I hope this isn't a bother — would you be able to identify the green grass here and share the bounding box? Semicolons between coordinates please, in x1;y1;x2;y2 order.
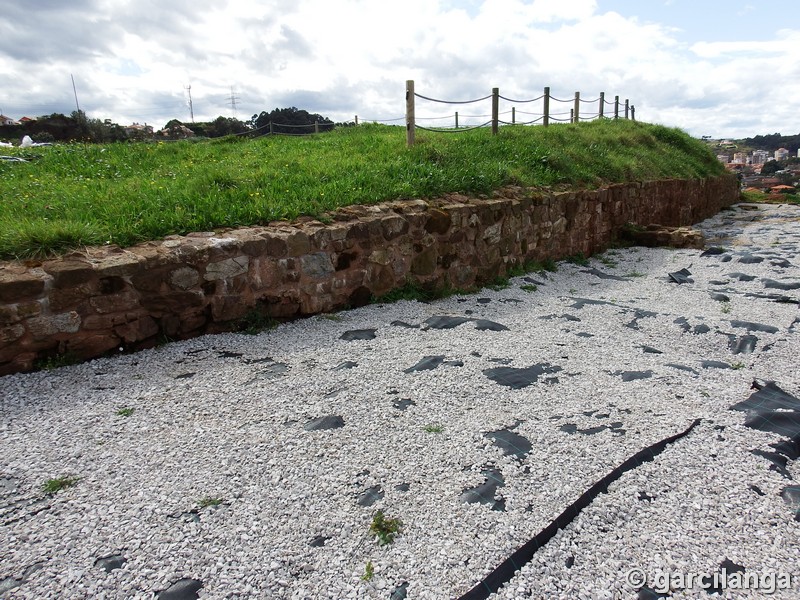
565;253;590;266
361;561;375;582
34;352;79;371
233;309;279;335
369;510;402;546
0;120;725;259
598;255;618;268
423;424;444;433
198;496;224;508
116;407;135;417
43;476;79;495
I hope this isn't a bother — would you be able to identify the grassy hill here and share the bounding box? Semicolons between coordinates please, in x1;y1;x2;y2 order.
0;120;726;259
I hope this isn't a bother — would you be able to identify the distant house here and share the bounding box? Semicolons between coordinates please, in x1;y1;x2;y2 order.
775;147;790;161
0;115;19;126
124;122;154;137
18;116;36;123
156;123;195;139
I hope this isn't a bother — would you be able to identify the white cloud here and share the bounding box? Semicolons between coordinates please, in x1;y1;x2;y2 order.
0;0;798;137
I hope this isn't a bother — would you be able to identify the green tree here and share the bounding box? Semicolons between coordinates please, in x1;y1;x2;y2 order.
202;116;249;138
249;107;333;135
760;160;780;175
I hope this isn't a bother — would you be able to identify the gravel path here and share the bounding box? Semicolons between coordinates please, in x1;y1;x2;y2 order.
2;203;800;600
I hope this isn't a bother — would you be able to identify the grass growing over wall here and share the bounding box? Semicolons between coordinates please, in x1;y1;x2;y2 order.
0;120;726;258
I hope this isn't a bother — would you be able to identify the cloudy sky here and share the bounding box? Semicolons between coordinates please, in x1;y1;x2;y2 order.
1;0;797;138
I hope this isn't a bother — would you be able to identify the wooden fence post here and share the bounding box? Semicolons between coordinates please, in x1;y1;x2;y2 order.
570;108;574;123
543;86;550;127
314;120;319;134
406;80;415;147
269;121;274;134
455;111;459;129
355;115;359;125
614;96;620;119
625;99;629;119
491;87;499;135
573;92;580;123
631;105;635;121
599;92;605;118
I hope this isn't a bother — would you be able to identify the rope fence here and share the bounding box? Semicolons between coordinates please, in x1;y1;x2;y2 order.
180;82;633;144
404;80;634;147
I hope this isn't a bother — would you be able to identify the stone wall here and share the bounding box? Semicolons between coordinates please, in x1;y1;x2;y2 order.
0;175;739;375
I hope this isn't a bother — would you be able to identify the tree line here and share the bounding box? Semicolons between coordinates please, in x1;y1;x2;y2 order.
741;133;800;154
0;107;347;144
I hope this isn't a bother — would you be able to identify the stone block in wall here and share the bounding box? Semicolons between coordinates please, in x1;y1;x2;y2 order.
204;256;249;281
300;293;335;315
0;305;18;326
66;332;121;357
210;295;251;323
0;270;45;303
482;221;503;246
114;316;159;344
263;233;289;258
286;231;312;256
0;352;37;376
49;282;98;312
1;324;25;343
424;209;451;234
381;215;409;240
17;302;41;320
368;249;391;266
241;238;268;257
411;245;438;277
82;312;136;331
170;267;201;290
94;251;145;277
139;291;204;315
28;311;81;339
300;253;334;279
260;293;301;319
365;263;396;296
42;260;95;288
300;279;333;297
333;269;367;292
178;309;207;334
250;258;282;290
88;289;141;314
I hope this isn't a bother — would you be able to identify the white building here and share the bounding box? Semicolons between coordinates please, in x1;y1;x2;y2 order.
775;147;790;161
753;150;770;164
732;152;748;164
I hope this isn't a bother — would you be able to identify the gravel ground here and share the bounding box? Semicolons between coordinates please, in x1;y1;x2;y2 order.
1;203;799;600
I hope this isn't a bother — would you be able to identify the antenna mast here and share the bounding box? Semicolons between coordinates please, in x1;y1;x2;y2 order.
186;85;194;123
71;74;82;115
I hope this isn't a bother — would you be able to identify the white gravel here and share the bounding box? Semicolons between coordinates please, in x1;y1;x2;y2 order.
2;203;800;600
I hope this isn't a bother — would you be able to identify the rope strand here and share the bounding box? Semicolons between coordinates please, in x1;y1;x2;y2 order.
414;92;493;104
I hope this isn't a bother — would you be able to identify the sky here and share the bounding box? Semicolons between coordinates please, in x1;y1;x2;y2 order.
0;0;798;139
